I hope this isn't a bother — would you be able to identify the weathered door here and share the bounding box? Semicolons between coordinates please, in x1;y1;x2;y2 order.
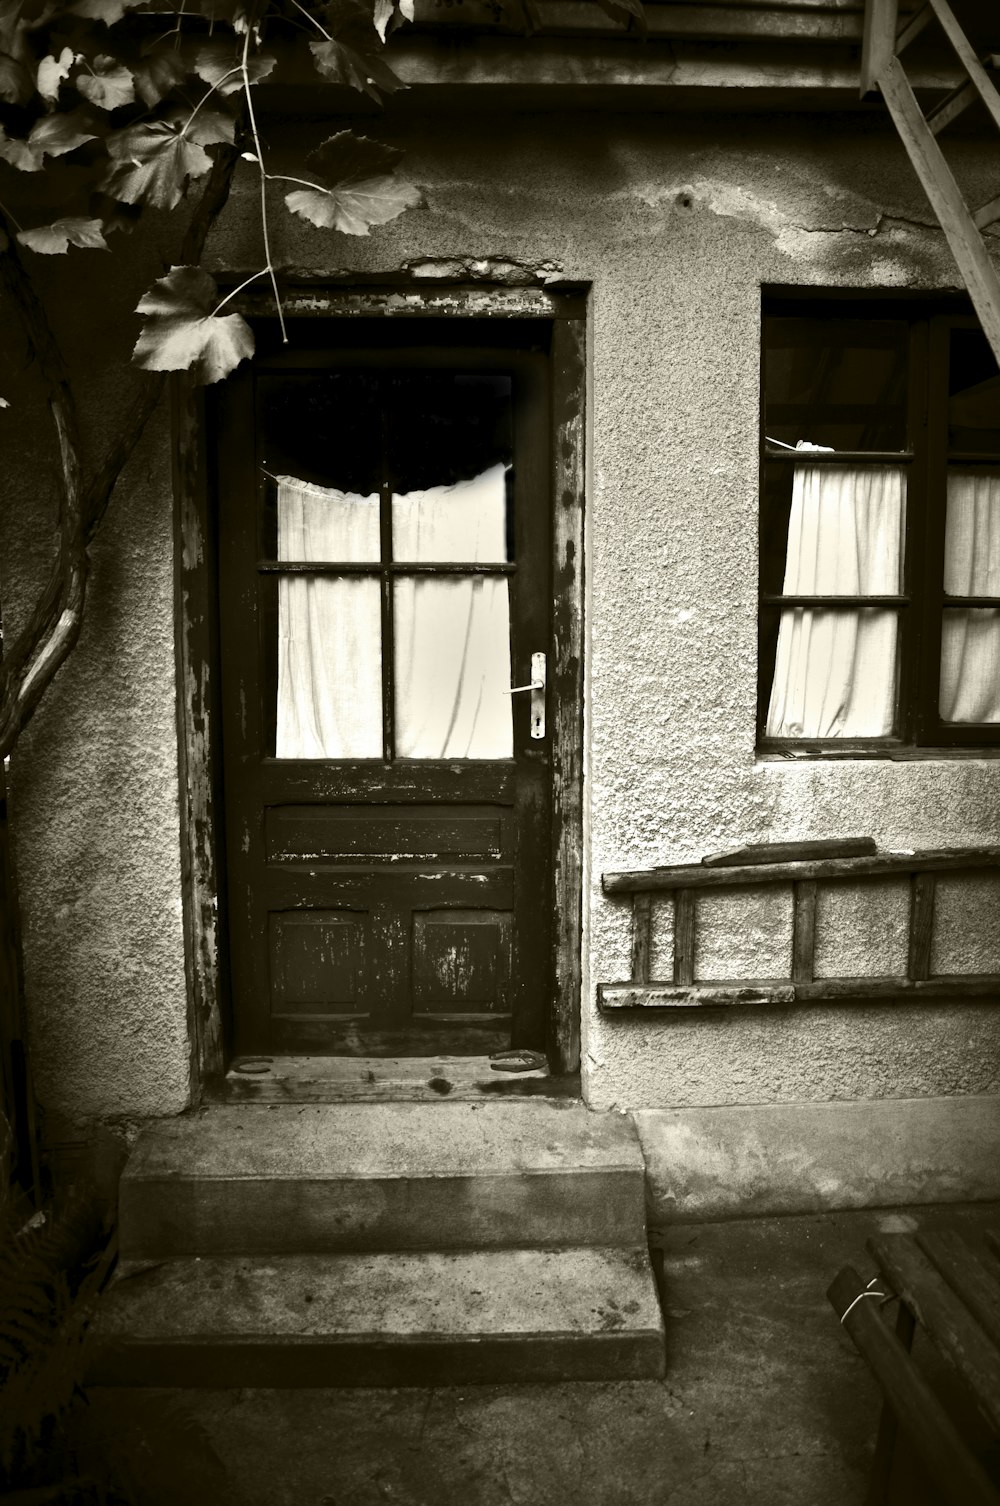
215;322;554;1057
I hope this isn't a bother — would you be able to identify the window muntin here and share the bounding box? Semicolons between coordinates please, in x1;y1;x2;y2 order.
760;306;1000;751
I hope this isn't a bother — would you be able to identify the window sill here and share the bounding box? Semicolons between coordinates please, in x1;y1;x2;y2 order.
756;745;1000;764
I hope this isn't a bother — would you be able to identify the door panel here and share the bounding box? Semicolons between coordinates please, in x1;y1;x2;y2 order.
215;326;553;1057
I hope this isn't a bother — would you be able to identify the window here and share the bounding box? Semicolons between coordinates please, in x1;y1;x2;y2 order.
255;366;519;761
759;298;1000;753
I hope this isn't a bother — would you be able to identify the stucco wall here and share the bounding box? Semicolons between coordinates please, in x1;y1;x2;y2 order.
4;107;1000;1135
1;243;190;1136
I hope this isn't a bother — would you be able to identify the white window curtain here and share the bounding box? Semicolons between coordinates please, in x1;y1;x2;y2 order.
275;476;383;759
393;463;513;758
940;471;1000;722
765;463;905;738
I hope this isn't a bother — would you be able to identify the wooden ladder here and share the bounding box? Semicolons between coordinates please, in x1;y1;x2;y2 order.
862;0;1000;362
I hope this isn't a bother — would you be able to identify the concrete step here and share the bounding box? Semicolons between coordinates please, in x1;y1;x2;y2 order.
120;1102;646;1259
87;1246;666;1386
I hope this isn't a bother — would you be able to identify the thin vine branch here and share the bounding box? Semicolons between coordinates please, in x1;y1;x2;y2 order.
0;131;245;763
0;221;86;763
241;26;287;343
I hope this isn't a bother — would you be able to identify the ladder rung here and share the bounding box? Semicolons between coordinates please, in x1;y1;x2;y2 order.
927;76;979;135
973;193;1000;231
896;2;933;55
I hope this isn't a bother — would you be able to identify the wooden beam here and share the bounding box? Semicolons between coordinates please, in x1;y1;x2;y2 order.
702;837;876;867
861;0;900;96
878;55;1000;367
602;845;1000;894
926;0;1000;136
974;193;1000;231
895;2;933;56
926;76;979;136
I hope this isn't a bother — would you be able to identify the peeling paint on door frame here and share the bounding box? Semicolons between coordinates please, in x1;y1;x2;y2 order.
174;279;588;1090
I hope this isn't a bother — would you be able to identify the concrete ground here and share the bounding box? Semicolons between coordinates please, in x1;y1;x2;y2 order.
89;1200;1000;1506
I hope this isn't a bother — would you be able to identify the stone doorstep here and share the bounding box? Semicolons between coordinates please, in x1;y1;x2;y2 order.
119;1101;648;1260
86;1247;667;1387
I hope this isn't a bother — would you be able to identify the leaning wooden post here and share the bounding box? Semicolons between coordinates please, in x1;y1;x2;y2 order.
861;0;899;96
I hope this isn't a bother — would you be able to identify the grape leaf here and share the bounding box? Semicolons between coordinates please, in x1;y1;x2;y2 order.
596;0;646;30
373;0;393;41
0;53;33;106
165;105;235;148
310;2;404;101
37;46;75;103
374;0;415;39
133;265;254;384
102;121;213;208
133;42;190;107
72;0;150;22
0;127;43;172
17;217;110;253
29;110;98;159
77;54;135;110
308;37;403;102
283;130;421;236
192;39;276;94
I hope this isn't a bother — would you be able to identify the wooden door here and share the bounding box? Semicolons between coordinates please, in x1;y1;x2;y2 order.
215;323;554;1057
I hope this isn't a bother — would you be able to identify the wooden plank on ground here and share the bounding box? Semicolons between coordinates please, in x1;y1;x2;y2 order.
827;1264;1000;1506
869;1235;1000;1435
916;1231;1000;1352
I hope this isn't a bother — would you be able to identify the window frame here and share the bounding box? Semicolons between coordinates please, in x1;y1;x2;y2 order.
757;292;1000;758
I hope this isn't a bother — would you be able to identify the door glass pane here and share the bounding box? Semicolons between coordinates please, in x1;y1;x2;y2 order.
276;576;382;758
389;372;514;498
278;476;380;563
394;577;513;758
274;476;383;758
392;463;508;563
940;609;1000;723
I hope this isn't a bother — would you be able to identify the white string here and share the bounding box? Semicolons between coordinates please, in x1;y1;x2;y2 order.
840;1277;886;1323
765;435;798;450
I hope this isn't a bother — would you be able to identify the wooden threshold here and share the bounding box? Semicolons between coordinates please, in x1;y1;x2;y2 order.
211;1055;581;1104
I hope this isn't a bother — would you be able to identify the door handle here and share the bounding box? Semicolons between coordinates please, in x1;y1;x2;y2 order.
504;652;546;739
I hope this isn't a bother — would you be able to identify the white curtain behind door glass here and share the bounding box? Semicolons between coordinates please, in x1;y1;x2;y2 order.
940;471;1000;722
275;476;383;758
393;464;513;758
765;464;905;737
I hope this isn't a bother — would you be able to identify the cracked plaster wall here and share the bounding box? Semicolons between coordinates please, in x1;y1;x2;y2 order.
4;109;1000;1130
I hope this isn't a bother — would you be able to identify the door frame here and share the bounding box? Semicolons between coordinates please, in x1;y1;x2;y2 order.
174;281;587;1092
